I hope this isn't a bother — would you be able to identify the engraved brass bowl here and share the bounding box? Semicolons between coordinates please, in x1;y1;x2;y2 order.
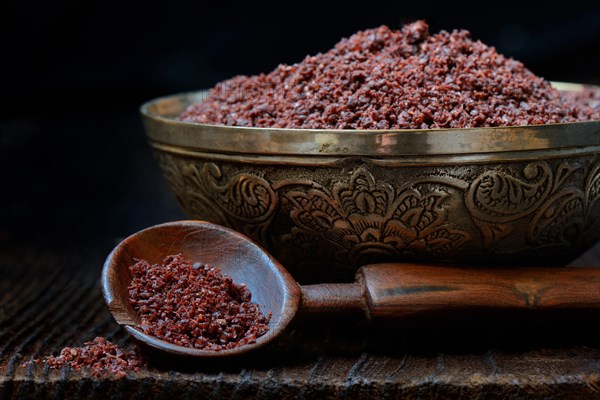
141;83;600;282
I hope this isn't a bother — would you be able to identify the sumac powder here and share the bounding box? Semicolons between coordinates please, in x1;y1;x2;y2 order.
181;20;599;129
128;254;271;351
27;337;144;378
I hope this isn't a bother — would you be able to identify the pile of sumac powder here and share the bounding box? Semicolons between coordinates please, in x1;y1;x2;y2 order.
128;254;271;351
27;337;144;378
26;255;269;377
181;20;600;129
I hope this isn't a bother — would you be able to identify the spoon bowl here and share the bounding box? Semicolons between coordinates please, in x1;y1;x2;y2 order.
101;220;301;358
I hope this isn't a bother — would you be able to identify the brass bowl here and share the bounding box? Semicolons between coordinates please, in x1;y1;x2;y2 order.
141;83;600;282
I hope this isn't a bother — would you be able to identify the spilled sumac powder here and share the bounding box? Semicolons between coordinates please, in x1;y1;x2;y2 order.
128;254;271;351
27;337;144;378
181;20;599;129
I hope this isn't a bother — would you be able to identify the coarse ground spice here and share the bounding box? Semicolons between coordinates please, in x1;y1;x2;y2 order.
181;20;600;129
26;337;144;378
128;254;271;351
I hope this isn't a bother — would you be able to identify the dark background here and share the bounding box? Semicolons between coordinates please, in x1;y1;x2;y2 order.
2;0;600;246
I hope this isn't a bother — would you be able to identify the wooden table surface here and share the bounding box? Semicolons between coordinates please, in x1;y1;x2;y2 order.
1;114;599;399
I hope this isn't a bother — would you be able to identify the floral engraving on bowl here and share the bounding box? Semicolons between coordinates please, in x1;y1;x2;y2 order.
583;161;600;246
528;160;600;248
280;168;472;267
465;159;600;250
156;151;600;273
157;154;278;241
466;161;554;248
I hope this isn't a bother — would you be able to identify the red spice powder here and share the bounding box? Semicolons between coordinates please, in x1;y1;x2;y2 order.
27;337;144;378
181;20;600;129
128;254;271;351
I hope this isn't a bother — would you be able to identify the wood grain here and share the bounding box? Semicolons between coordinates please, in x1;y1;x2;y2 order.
300;264;600;322
359;264;600;320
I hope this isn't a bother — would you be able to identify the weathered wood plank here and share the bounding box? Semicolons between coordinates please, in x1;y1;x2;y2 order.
1;244;600;399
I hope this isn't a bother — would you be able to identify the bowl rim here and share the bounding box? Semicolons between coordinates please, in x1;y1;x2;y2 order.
141;82;600;156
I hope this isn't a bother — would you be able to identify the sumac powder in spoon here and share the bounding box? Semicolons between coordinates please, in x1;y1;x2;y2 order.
128;254;271;351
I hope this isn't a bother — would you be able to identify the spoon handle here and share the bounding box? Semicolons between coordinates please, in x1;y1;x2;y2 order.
300;264;600;320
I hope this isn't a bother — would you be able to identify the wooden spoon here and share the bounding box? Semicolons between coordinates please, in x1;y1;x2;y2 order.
101;220;600;358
